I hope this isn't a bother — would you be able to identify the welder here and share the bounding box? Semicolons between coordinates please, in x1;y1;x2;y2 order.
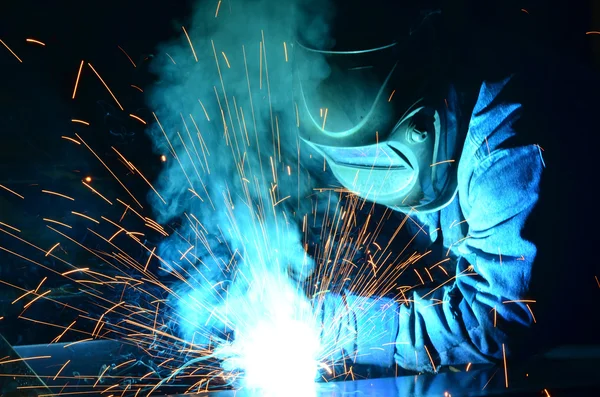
294;0;599;373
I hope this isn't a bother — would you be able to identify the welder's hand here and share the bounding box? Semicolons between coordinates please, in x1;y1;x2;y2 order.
314;293;357;364
314;292;399;370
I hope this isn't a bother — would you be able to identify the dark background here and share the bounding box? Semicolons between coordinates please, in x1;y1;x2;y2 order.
0;0;599;346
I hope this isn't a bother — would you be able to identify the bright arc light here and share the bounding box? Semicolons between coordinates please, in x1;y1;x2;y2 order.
216;273;322;397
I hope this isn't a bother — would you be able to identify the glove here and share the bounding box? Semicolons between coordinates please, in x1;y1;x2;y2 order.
315;292;399;369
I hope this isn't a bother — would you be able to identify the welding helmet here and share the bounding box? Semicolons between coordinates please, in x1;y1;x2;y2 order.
293;0;460;213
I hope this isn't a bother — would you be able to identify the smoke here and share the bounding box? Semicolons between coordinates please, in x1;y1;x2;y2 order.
143;0;336;387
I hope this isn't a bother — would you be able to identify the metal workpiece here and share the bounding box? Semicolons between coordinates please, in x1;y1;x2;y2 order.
8;340;600;397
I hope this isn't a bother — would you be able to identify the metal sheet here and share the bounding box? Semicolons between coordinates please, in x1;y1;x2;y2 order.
11;342;600;397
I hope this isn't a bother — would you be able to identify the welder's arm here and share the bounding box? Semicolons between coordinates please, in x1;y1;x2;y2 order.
395;145;544;372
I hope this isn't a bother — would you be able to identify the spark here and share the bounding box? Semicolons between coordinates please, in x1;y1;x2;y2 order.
0;184;24;199
424;345;437;373
322;108;328;130
43;218;72;228
165;52;177;64
502;299;536;303
0;356;51;365
502;343;508;388
41;190;75;201
160;154;167;162
543;389;551;397
466;362;472;371
61;135;81;144
63;338;93;348
221;51;231;68
71;211;100;223
215;0;222;17
283;42;288;62
586;31;600;35
131;84;144;92
87;63;124;110
0;221;21;232
118;45;136;67
129;114;147;124
72;60;84;99
93;363;112;388
22;289;52;309
111;147;166;204
26;38;46;46
45;242;60;257
388;89;396;102
71;118;89;125
521;9;529;14
0;39;22;62
77;134;143;208
198;100;211;121
182;26;198;62
430;159;455;167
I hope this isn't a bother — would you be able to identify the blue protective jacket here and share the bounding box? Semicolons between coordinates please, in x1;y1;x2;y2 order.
394;76;543;371
342;70;599;373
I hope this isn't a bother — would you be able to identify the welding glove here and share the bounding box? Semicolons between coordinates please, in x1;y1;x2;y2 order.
315;292;399;369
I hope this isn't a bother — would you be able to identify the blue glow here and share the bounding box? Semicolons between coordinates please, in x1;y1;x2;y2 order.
143;1;335;392
217;272;321;396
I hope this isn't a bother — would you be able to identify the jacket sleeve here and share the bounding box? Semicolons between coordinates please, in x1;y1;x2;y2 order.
394;144;545;372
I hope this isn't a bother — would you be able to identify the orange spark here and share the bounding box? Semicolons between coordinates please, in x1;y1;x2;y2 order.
111;147;166;204
521;9;529;14
502;299;536;303
61;135;81;145
84;176;92;183
0;356;51;365
430;159;455;167
76;134;142;208
543;389;551;397
118;45;136;67
160;154;167;162
71;119;89;125
0;221;21;232
26;38;46;46
53;360;71;381
43;218;72;228
41;190;74;201
0;184;24;199
424;345;437;373
466;362;472;371
45;242;60;257
93;363;112;388
23;290;51;309
0;39;23;63
283;42;288;62
129;114;147;124
502;344;508;388
87;63;124;110
388;89;396;102
81;181;112;205
72;60;84;99
215;0;222;17
586;31;600;35
526;304;537;323
71;211;100;224
182;26;198;62
63;338;93;348
131;84;144;92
